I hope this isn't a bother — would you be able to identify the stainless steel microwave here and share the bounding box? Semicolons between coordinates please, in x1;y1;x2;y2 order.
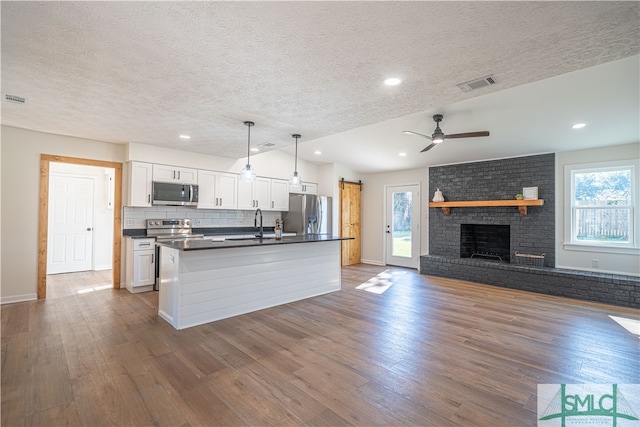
152;182;199;206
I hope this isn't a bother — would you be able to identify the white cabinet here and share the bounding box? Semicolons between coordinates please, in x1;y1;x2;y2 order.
270;179;290;211
125;238;155;293
302;182;317;195
128;162;153;207
152;164;197;184
238;177;271;210
290;182;318;195
197;170;238;209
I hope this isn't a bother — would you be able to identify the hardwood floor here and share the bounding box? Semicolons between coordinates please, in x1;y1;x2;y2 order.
2;264;639;426
46;270;113;299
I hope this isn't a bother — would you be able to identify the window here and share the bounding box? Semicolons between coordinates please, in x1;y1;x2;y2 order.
565;160;638;250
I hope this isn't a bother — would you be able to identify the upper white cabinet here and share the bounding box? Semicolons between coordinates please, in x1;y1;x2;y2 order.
152;164;197;184
270;179;290;211
128;161;153;207
197;170;238;210
238;177;271;210
289;182;317;195
238;178;290;211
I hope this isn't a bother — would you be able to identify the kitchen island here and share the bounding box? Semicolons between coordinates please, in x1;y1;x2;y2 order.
157;235;350;330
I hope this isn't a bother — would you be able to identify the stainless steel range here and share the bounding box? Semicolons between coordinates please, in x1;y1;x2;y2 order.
146;218;204;241
147;218;203;289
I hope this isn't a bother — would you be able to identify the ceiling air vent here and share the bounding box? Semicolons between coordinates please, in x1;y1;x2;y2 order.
259;142;276;147
457;75;496;93
5;94;25;104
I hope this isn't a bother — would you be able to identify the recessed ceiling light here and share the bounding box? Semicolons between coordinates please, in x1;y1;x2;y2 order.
250;147;259;152
384;77;402;86
179;134;191;139
314;150;322;155
399;152;407;157
572;123;586;129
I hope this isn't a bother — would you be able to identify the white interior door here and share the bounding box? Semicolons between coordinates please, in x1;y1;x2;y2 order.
385;184;420;268
47;174;94;274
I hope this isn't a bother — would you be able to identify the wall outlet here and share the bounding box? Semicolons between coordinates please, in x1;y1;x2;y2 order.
592;259;600;268
125;219;134;227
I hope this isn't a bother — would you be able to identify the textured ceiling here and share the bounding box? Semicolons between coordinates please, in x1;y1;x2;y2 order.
1;1;639;173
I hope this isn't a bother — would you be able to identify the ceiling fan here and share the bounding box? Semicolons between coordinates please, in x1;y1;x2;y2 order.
403;114;490;152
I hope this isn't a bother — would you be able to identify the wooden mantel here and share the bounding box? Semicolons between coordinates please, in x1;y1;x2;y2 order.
429;199;544;216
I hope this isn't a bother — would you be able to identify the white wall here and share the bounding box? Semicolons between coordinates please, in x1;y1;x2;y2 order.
317;162;363;236
49;162;115;270
1;126;127;303
556;142;640;276
360;168;429;266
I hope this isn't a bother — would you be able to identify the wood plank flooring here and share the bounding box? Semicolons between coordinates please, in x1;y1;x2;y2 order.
46;270;113;300
2;264;639;426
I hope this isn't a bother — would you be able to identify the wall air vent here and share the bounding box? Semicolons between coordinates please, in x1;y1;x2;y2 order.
5;94;25;104
457;75;497;93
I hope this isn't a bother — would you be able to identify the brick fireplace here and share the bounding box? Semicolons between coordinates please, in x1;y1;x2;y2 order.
427;153;555;266
420;153;639;308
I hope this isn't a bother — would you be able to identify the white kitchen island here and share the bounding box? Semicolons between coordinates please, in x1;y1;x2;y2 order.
157;236;347;330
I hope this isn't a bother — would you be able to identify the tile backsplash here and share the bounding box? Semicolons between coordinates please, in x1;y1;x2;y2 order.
123;206;283;229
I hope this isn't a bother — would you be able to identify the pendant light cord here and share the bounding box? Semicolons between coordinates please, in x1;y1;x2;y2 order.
244;121;254;166
294;135;298;172
292;133;301;174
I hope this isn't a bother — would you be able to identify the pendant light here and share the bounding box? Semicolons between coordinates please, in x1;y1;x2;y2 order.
240;121;256;182
289;133;302;191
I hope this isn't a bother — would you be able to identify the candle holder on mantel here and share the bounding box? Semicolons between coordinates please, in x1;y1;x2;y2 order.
432;188;444;202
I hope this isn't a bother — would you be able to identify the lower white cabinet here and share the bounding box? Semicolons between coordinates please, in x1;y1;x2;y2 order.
125;238;155;293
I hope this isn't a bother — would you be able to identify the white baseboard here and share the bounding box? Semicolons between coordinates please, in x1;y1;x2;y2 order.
1;293;37;305
93;265;112;271
360;258;385;266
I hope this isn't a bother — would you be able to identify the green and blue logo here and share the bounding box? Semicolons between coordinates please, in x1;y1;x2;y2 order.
538;384;639;427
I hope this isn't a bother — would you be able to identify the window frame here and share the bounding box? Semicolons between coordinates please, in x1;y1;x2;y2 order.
564;159;639;253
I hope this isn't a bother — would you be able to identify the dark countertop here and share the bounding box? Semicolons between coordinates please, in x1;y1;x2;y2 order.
156;235;352;251
123;226;276;239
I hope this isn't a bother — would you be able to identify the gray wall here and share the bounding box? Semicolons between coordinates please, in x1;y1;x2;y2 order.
428;153;555;267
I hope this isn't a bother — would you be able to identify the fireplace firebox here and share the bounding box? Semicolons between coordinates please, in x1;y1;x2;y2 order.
460;224;510;262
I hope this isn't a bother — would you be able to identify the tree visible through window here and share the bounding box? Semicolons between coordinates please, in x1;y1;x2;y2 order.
572;166;633;244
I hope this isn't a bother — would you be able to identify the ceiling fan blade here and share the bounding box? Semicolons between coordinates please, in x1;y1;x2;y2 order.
403;130;432;140
444;131;490;139
420;143;437;153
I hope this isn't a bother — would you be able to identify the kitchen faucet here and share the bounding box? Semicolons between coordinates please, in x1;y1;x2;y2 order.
254;208;263;239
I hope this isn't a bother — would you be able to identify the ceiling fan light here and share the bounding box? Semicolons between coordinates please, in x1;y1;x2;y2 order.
432;133;445;143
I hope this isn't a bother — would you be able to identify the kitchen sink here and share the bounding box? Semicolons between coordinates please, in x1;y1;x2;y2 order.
226;237;275;241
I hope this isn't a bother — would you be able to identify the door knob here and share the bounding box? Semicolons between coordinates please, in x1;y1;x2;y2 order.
86;228;93;231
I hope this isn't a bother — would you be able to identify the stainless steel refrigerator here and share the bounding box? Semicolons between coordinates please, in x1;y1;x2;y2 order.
283;194;332;235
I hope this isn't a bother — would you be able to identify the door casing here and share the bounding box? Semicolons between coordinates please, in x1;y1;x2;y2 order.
38;154;122;299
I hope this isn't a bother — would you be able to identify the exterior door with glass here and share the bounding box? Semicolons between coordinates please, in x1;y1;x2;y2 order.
385;184;419;268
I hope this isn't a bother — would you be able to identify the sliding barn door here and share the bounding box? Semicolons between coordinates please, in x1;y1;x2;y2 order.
340;181;362;266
